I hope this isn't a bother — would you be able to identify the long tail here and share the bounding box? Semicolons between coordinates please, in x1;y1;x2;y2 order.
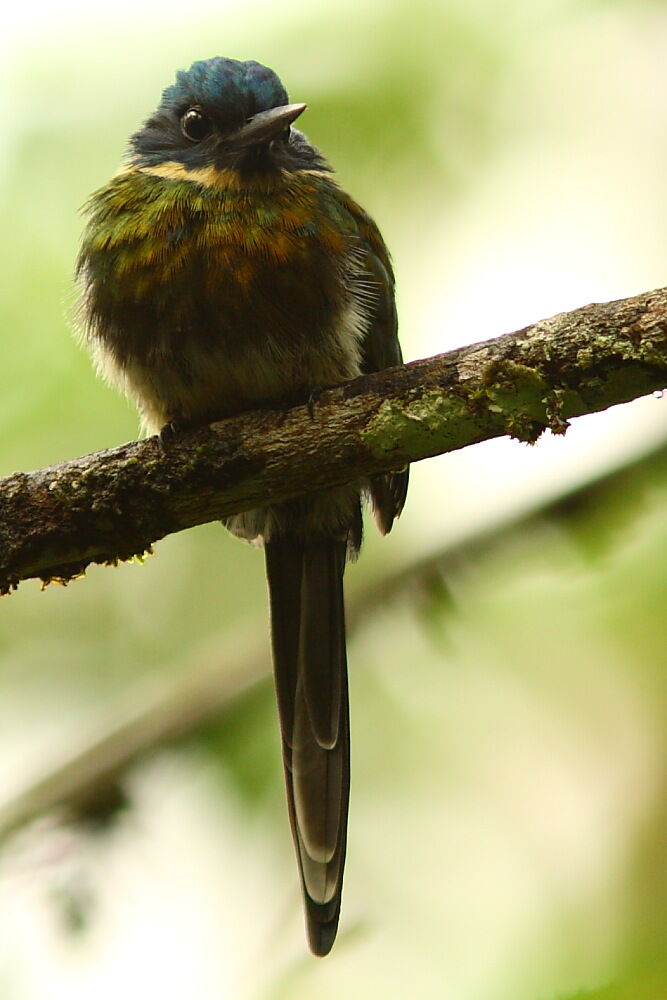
265;533;349;957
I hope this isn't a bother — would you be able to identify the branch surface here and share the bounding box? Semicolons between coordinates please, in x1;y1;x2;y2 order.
2;286;667;591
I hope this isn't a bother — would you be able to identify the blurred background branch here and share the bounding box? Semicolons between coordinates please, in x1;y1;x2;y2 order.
1;423;665;846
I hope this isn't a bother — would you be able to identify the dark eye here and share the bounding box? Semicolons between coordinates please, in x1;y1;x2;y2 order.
180;107;212;142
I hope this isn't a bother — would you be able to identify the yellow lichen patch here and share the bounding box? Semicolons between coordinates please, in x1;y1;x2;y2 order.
40;570;87;590
130;547;154;564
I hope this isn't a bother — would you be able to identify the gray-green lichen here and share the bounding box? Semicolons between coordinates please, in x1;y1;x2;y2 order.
3;285;667;591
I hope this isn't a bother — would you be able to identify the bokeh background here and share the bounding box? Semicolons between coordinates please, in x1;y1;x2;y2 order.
2;0;667;997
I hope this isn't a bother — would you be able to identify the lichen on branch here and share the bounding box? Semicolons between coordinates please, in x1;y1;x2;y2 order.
1;286;666;592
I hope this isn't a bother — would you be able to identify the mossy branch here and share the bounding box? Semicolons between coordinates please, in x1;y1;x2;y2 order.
1;285;667;592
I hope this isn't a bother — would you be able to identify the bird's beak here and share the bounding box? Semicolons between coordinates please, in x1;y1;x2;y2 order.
230;102;307;149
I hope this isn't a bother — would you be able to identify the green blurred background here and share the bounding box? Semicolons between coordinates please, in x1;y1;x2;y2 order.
2;0;667;997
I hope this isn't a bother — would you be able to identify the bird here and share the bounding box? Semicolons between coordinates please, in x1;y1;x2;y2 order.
76;56;408;956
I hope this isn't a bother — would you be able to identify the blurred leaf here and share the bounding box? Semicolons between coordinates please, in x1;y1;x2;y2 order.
547;441;667;560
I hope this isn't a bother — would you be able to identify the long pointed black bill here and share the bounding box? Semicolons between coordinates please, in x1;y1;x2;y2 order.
231;103;307;149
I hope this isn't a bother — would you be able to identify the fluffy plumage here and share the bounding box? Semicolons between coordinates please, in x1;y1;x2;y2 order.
76;56;408;955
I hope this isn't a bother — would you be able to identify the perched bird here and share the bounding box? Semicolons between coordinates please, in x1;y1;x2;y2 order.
76;56;408;956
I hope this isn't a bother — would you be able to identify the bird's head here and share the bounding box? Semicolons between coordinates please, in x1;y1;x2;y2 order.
128;57;326;175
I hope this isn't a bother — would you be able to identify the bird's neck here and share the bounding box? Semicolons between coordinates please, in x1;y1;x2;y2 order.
118;159;328;195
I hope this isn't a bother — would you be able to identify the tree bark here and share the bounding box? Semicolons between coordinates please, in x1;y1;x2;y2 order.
1;286;666;592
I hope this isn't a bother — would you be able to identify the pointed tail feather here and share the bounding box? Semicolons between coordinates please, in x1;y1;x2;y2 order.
265;534;349;957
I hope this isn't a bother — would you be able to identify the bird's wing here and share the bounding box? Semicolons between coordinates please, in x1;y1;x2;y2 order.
335;188;409;533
